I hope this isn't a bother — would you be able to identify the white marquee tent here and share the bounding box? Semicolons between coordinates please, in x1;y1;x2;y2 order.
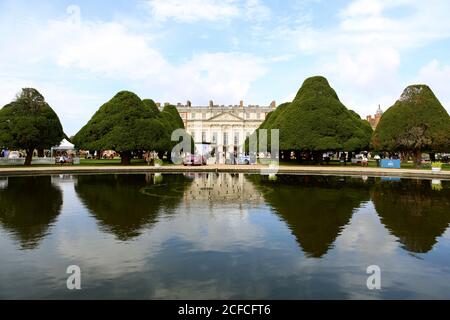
51;139;75;151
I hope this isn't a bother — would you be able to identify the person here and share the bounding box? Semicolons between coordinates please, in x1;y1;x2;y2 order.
340;152;347;166
374;154;381;167
361;154;368;167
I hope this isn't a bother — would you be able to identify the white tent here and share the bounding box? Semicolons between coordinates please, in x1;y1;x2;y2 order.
50;139;80;164
52;139;75;150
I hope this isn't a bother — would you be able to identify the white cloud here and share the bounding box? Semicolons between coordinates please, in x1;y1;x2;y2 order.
269;0;450;55
0;5;269;134
317;47;401;117
322;47;400;88
269;0;450;117
147;0;240;22
142;52;267;105
146;0;270;23
417;60;450;111
0;77;105;136
43;7;167;79
244;0;271;21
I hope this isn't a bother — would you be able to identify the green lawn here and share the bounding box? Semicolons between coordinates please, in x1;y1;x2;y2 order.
278;159;450;171
78;158;176;166
1;158;449;171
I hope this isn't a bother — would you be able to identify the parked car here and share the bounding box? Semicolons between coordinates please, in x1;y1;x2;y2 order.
55;156;74;165
236;155;251;165
183;154;206;166
8;151;21;159
351;154;364;164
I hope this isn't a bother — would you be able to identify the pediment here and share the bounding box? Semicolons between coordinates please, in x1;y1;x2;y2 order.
208;112;244;122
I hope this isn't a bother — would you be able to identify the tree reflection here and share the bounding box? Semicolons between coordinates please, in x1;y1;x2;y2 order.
75;174;192;241
372;179;450;253
0;176;62;249
246;175;371;258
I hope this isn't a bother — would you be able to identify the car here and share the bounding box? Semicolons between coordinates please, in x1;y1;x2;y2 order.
8;151;21;159
236;155;251;165
351;154;364;164
183;154;206;166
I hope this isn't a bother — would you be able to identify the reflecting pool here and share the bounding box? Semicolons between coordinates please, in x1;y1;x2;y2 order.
0;173;450;299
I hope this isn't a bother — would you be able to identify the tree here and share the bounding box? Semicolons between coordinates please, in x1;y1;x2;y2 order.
0;176;63;249
372;85;450;167
159;104;188;159
73;92;187;165
372;179;450;253
250;76;372;161
246;174;370;257
74;91;162;164
75;174;192;240
0;88;65;165
161;104;185;131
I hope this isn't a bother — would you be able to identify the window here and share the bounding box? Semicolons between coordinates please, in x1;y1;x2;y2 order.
257;113;261;120
234;132;239;146
246;113;250;119
202;131;206;143
191;113;196;119
202;113;206;120
191;131;196;142
223;132;228;146
212;132;218;144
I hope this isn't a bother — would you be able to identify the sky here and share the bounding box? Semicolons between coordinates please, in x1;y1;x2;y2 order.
1;0;450;136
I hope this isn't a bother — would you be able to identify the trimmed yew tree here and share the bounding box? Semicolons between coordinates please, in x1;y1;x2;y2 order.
372;85;450;167
250;76;372;160
73;91;186;165
0;88;65;165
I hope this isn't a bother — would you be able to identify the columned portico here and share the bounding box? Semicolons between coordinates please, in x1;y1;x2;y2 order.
159;100;277;164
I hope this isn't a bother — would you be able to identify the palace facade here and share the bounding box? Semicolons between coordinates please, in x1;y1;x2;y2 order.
158;100;276;163
366;105;384;130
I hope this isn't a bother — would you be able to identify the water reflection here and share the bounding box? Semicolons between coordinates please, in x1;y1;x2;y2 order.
372;179;450;253
74;174;192;240
246;175;371;257
0;176;62;249
1;173;450;299
181;173;264;205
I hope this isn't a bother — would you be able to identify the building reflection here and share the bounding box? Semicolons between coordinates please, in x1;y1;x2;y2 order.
246;175;371;258
182;173;264;205
372;179;450;253
0;176;63;249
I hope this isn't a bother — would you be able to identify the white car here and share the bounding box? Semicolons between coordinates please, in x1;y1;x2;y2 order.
351;154;364;164
236;155;251;165
183;154;206;166
8;151;21;159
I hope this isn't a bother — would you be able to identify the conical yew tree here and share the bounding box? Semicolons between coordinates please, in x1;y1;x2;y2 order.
372;85;450;166
252;76;372;160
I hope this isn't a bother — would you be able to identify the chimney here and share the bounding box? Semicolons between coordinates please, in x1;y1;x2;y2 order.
270;100;276;108
239;100;244;108
177;102;182;108
156;102;161;108
209;100;214;108
164;102;170;107
187;100;192;107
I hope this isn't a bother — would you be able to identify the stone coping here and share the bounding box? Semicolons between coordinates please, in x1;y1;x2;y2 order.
0;164;449;180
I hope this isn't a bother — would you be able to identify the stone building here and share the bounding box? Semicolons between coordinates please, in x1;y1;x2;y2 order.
366;105;384;130
159;100;276;163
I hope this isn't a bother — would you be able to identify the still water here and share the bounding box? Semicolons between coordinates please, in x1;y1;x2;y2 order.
0;173;450;299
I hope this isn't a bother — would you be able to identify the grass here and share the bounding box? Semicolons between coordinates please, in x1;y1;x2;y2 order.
278;159;450;171
0;158;449;171
78;158;176;166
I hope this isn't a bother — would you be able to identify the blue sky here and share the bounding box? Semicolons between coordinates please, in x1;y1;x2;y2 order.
1;0;450;135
